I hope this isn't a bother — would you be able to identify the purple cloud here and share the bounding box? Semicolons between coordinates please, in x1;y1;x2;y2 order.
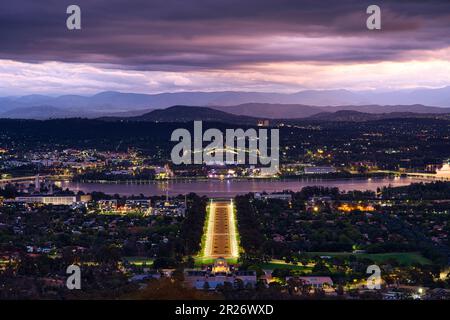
0;0;449;70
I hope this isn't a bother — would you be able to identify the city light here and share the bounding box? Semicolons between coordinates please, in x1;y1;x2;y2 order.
228;199;239;259
203;202;215;258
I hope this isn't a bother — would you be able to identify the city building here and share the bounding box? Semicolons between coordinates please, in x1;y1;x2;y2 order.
257;119;270;127
152;199;186;216
14;195;91;205
98;199;118;212
184;258;257;290
125;199;152;215
255;192;292;201
304;166;337;174
436;160;450;179
286;276;334;289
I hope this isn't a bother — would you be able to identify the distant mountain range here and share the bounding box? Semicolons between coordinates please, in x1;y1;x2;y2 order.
1;86;450;119
210;103;324;119
211;103;450;119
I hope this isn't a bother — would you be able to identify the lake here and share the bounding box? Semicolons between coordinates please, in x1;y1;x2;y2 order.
56;177;425;197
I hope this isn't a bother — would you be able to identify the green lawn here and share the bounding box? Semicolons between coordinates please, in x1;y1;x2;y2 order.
194;256;239;266
305;252;431;265
257;259;313;271
123;256;154;266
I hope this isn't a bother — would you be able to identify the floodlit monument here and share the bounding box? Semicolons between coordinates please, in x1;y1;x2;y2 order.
212;257;230;274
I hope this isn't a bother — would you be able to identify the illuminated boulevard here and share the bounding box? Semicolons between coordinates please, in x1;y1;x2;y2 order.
203;199;239;260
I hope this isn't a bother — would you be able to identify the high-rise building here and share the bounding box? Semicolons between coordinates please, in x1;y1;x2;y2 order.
436;160;450;179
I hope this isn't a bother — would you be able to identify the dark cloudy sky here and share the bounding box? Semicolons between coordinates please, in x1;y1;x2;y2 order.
0;0;449;95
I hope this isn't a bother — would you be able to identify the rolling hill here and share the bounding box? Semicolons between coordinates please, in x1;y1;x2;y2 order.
102;106;450;124
102;105;260;124
306;110;450;122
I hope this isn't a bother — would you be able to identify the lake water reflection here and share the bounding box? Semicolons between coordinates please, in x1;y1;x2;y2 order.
57;177;425;197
